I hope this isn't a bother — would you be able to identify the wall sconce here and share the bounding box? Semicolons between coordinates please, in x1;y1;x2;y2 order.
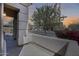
3;13;6;16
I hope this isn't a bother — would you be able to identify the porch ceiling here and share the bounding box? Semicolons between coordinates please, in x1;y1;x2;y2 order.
20;3;32;7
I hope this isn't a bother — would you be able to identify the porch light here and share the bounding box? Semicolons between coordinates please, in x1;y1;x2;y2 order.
3;13;6;16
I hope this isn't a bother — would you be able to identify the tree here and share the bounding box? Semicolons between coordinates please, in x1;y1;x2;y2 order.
32;3;61;32
52;3;61;30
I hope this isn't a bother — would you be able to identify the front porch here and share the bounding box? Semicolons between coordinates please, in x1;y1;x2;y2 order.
19;32;79;56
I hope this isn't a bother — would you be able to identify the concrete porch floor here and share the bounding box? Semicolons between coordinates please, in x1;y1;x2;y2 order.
19;32;68;56
19;43;55;56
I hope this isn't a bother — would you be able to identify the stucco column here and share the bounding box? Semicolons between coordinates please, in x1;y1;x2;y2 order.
0;3;6;56
0;3;2;55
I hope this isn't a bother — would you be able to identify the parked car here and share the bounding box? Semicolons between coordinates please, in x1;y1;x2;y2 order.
55;24;79;45
66;30;79;40
65;24;79;44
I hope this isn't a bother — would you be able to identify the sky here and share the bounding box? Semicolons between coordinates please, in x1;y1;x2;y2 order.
28;3;79;27
61;3;79;17
29;3;79;18
3;16;13;25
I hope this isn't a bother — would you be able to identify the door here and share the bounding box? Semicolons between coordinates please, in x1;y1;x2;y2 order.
4;4;21;55
4;4;19;45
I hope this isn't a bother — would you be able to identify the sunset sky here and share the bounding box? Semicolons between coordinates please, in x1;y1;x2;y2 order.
29;3;79;17
29;3;79;27
3;16;13;25
63;17;79;27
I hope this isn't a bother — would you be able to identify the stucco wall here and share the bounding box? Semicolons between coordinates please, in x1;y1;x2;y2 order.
0;3;2;55
6;3;29;45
